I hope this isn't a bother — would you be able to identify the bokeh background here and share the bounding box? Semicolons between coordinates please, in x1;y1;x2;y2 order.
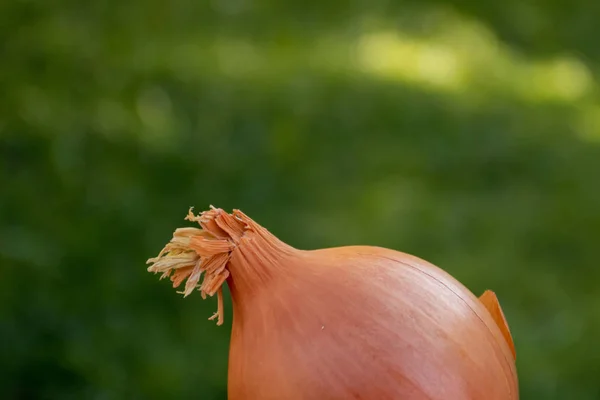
2;0;600;399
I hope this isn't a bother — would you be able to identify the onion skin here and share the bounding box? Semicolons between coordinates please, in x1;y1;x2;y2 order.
147;207;519;400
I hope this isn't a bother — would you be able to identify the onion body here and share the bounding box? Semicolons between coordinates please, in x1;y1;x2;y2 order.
147;207;518;400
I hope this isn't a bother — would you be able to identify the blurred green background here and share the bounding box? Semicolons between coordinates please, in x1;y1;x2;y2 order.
2;0;600;399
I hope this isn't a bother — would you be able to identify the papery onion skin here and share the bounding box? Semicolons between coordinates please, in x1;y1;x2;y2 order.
147;208;519;400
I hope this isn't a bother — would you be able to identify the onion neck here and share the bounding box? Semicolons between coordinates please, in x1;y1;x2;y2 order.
146;206;296;325
226;217;297;306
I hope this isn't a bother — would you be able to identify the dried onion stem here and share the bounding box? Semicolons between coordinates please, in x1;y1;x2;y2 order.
146;206;247;325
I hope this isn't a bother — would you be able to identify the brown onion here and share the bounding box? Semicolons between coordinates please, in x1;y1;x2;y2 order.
147;207;518;399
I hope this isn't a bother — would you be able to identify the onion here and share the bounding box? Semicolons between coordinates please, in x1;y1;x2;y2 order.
147;207;518;399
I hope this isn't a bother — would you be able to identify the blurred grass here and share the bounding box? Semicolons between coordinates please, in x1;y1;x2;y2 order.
2;0;600;399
